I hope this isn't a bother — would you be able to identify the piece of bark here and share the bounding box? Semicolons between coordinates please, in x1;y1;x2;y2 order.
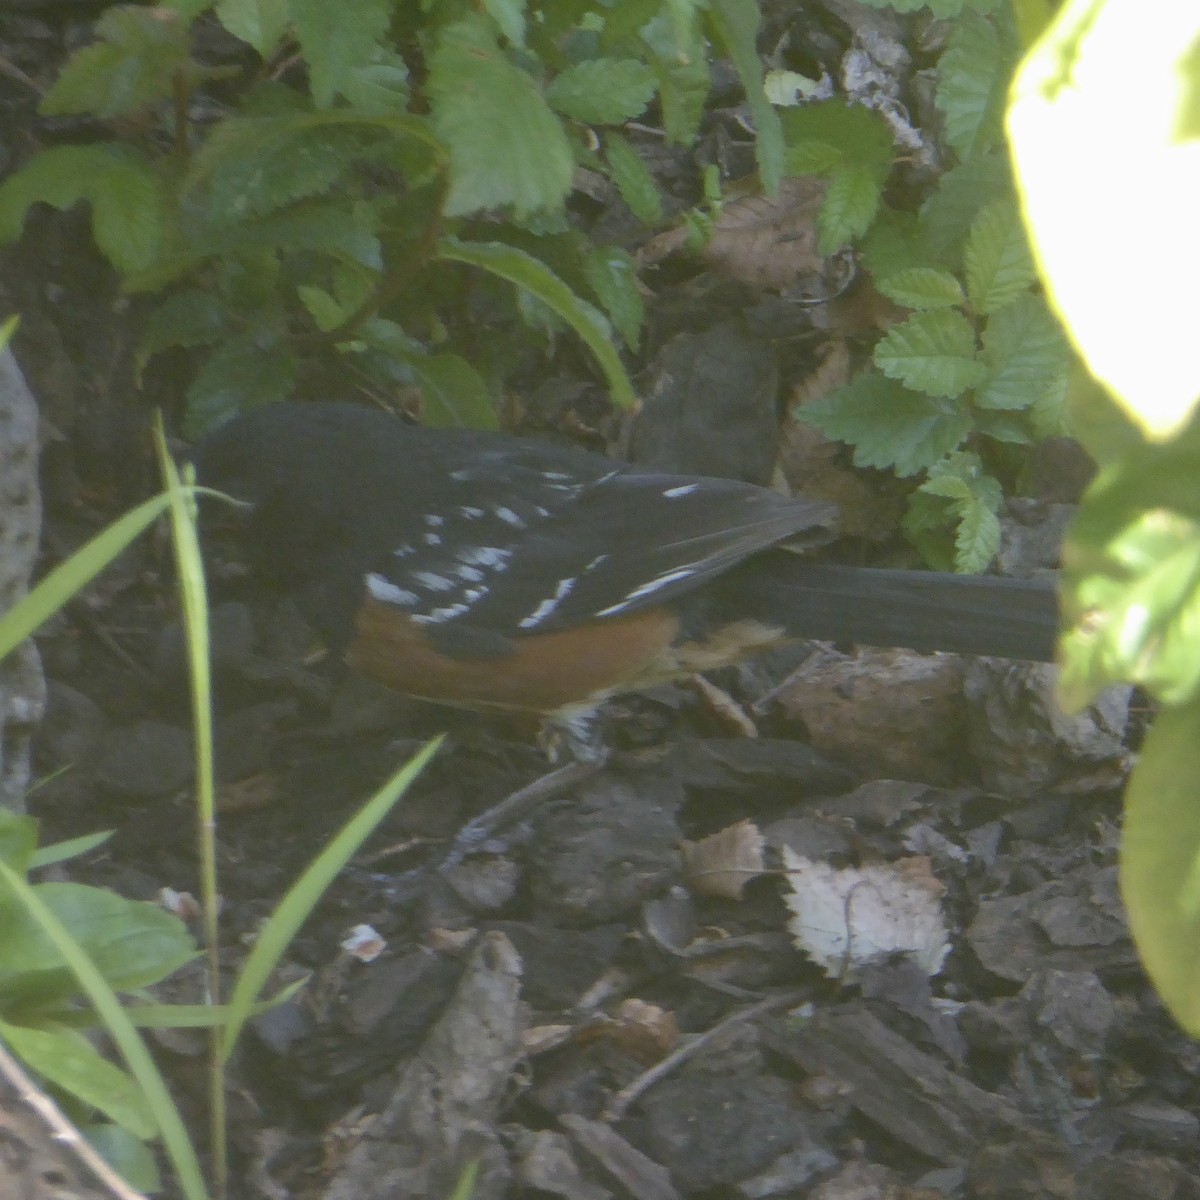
765;1006;1030;1165
321;931;525;1200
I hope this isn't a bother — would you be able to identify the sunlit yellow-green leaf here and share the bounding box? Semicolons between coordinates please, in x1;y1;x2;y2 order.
1122;699;1200;1033
1008;0;1200;442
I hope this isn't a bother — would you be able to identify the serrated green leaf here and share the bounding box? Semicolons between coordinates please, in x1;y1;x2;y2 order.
137;291;228;375
341;49;411;115
604;131;664;223
919;453;1003;571
976;293;1067;410
919;151;1013;263
291;0;391;109
547;58;657;124
483;0;527;46
0;145;162;274
0;1021;156;1139
214;0;288;57
783;139;844;176
184;338;298;437
874;309;985;398
780;100;893;178
41;6;192;119
935;10;1015;159
585;244;644;349
708;0;784;193
860;207;948;278
875;267;964;310
798;371;973;476
437;237;635;406
963;196;1035;313
428;16;573;217
818;162;881;254
1121;699;1200;1035
642;11;710;145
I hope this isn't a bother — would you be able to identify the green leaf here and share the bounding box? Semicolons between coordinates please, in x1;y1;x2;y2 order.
604;131;664;223
1121;698;1200;1035
799;371;973;476
546;58;657;124
0;1020;156;1138
0;883;195;1008
918;453;1004;573
41;6;192;119
29;831;114;872
859;207;948;278
963;196;1035;314
187;115;408;223
184;337;298;437
429;16;573;217
483;0;527;46
81;1124;160;1195
976;293;1067;410
707;0;784;193
0;811;38;874
873;309;986;398
783;139;844;176
641;10;710;145
214;0;288;57
437;237;635;407
935;10;1015;159
817;162;881;254
0;145;163;274
780;100;893;179
874;267;964;310
137;291;229;377
291;0;392;109
1059;444;1200;710
919;151;1013;262
585;244;644;349
341;49;412;115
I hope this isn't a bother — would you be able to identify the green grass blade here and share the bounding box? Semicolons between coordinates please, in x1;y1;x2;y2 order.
221;737;443;1062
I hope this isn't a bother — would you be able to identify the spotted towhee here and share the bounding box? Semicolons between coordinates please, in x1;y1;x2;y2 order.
192;402;1059;739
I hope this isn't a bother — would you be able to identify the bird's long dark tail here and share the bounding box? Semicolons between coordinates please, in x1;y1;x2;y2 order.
726;556;1060;662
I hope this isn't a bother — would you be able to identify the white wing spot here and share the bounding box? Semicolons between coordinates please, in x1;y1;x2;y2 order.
414;571;456;592
664;483;699;498
366;574;419;608
423;533;442;546
459;505;485;519
456;565;485;583
583;554;608;572
424;514;445;527
595;566;697;616
413;602;472;624
495;506;526;528
457;546;512;571
518;576;577;630
393;544;415;559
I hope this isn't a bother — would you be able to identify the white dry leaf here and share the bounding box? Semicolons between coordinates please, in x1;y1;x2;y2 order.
781;848;950;979
681;819;767;900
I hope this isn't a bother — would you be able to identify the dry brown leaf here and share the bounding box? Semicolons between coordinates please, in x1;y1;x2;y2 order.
680;819;767;900
612;998;680;1061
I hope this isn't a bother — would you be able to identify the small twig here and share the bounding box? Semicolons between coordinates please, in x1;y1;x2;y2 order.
603;989;807;1121
0;1038;148;1200
438;760;600;872
0;54;43;95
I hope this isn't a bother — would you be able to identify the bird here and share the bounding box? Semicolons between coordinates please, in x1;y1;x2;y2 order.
190;402;1059;747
